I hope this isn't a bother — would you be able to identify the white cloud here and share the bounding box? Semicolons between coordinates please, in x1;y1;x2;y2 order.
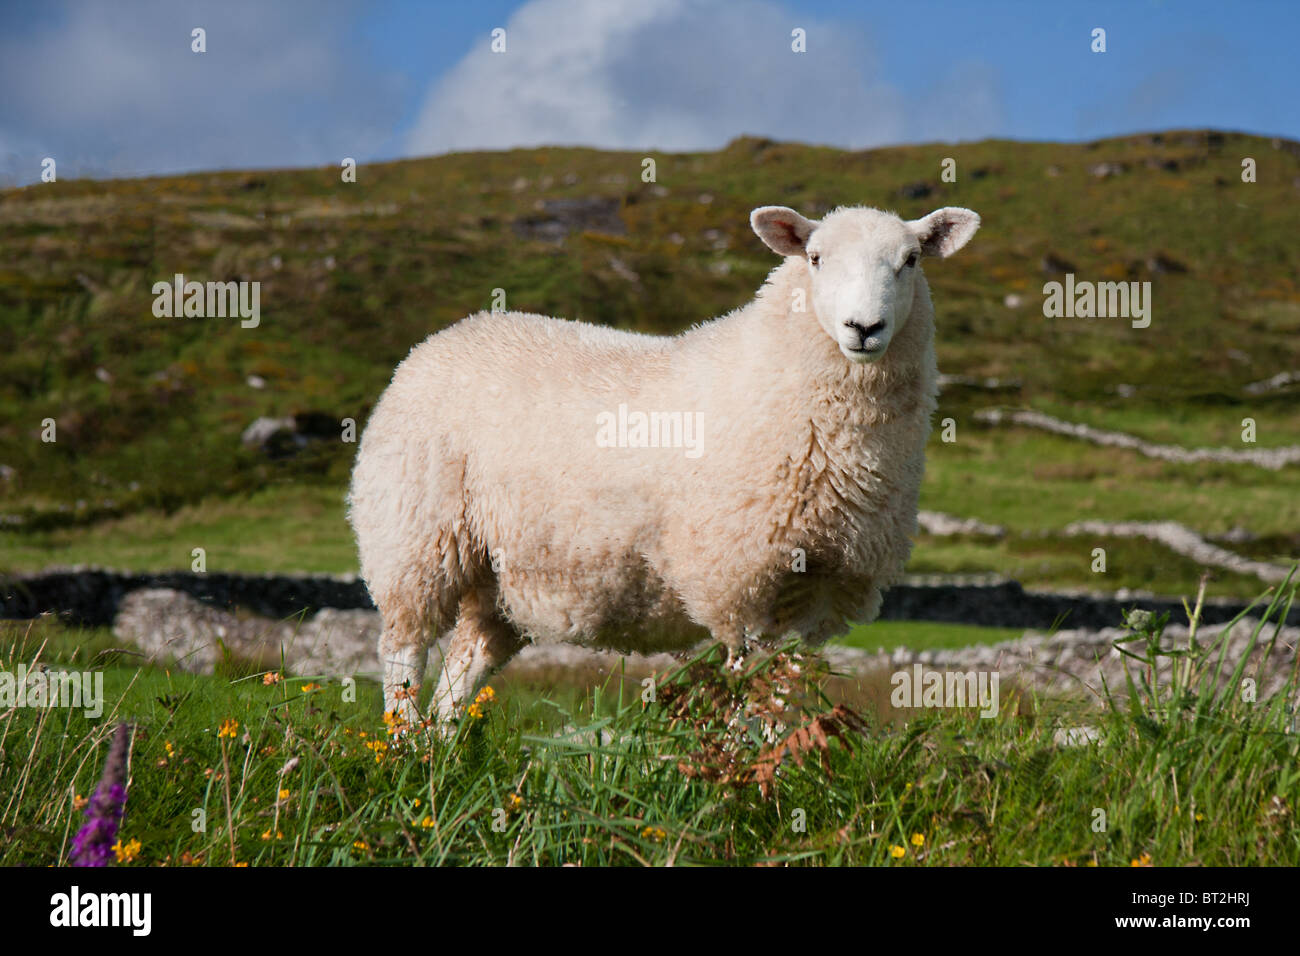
0;0;401;183
0;0;1007;185
406;0;1002;156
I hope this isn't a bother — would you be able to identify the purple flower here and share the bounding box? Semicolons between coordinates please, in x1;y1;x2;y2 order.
69;723;132;867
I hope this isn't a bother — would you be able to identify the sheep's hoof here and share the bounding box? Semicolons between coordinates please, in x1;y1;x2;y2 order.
724;640;753;672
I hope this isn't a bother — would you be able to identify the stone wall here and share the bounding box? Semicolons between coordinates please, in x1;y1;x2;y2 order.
3;566;1295;630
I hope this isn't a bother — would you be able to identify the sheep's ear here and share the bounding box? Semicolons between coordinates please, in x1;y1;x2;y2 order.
909;207;980;258
751;206;817;257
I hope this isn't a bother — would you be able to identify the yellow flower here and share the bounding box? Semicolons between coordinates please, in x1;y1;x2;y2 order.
384;710;411;736
278;789;291;800
112;838;142;863
910;832;925;847
72;794;88;811
353;841;369;851
262;671;283;686
164;741;175;757
301;683;321;693
234;861;249;867
260;829;283;841
1130;853;1152;867
420;816;435;829
217;719;239;739
413;798;421;808
507;792;524;811
465;686;496;719
889;845;906;859
640;826;666;842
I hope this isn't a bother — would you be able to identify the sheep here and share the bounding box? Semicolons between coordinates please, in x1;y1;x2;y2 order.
348;203;981;724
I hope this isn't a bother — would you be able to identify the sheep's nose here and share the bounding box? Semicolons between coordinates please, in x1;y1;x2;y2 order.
845;320;886;339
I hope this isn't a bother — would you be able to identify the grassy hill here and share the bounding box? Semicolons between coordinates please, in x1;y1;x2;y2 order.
2;131;1298;597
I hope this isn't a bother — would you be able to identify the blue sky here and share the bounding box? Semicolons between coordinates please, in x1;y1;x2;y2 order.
1;0;1296;184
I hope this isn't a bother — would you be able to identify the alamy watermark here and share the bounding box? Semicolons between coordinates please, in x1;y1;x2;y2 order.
1043;273;1151;329
890;664;999;718
596;403;703;458
0;664;104;718
152;273;261;328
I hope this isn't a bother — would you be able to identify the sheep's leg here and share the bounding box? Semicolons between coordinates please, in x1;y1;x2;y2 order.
380;626;427;725
430;588;526;722
716;622;753;672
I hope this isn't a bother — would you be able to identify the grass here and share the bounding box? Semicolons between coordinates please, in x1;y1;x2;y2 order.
0;485;355;574
835;620;1023;652
4;425;1297;599
2;574;1296;866
2;131;1299;599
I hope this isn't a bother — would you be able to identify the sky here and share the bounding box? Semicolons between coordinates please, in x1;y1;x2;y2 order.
1;0;1296;184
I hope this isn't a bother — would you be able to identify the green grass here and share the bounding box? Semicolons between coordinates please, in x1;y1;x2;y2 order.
3;443;1295;602
2;131;1298;598
0;485;356;573
834;620;1023;652
4;461;1286;602
2;575;1297;866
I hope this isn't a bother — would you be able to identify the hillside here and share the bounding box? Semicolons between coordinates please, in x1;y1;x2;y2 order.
1;131;1298;598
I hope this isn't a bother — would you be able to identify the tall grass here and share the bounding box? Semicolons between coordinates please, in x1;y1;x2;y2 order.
1;570;1297;866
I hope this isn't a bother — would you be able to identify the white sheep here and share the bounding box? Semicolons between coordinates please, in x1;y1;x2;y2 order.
348;203;980;723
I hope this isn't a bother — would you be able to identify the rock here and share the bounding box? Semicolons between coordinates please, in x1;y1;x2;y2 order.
917;510;1006;538
512;197;625;242
1145;254;1187;274
607;256;639;283
1242;369;1294;395
1087;162;1127;178
241;416;297;452
240;412;338;457
1040;253;1077;274
113;588;380;677
1053;726;1101;747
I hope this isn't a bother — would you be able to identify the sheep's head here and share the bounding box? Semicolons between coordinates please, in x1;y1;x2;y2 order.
751;204;980;363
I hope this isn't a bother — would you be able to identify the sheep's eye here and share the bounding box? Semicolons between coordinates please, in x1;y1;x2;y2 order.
905;252;919;268
809;252;820;267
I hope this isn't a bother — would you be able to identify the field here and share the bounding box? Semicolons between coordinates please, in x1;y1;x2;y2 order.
3;575;1297;866
2;131;1298;596
2;131;1299;867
